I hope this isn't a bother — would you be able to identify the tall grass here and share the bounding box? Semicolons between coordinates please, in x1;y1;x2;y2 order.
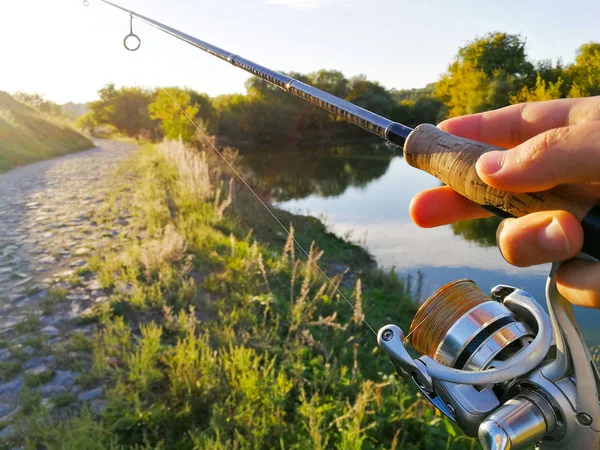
9;139;472;449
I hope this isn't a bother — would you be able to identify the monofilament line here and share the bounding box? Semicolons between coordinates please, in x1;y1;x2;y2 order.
162;88;377;337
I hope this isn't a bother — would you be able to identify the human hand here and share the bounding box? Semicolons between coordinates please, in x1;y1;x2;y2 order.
409;96;600;308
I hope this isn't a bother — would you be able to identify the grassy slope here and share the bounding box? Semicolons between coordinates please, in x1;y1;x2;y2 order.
0;92;93;173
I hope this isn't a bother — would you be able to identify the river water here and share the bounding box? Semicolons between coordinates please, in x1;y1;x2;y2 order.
240;142;600;346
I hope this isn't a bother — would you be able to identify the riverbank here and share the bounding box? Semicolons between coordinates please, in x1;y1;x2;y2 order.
0;92;93;173
0;140;470;449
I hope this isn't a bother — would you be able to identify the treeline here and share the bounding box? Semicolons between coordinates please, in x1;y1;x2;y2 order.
76;32;599;144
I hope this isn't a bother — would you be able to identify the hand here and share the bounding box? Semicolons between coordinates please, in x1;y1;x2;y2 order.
409;96;600;308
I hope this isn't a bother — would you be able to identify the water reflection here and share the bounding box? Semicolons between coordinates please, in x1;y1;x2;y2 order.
245;142;600;346
238;142;394;201
452;216;501;248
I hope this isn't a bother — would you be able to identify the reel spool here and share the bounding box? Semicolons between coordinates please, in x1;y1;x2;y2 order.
409;279;534;371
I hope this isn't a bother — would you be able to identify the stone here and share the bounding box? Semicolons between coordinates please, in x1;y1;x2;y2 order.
21;346;35;357
94;296;108;304
25;364;50;376
54;270;74;279
90;399;108;415
39;255;57;264
78;387;102;402
0;403;15;419
41;326;59;337
38;371;76;395
87;280;102;291
0;349;10;362
22;355;55;370
41;316;61;326
74;247;91;256
0;425;16;439
0;377;23;397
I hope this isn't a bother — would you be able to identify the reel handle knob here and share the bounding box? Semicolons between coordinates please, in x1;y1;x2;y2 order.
478;396;548;450
404;124;600;260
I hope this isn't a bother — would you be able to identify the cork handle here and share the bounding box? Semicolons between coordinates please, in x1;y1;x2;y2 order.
404;124;596;221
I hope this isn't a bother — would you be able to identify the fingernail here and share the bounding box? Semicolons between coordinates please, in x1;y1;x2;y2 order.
477;152;503;176
539;219;570;254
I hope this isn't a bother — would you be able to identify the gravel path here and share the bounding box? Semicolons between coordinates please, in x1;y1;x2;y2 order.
0;140;136;437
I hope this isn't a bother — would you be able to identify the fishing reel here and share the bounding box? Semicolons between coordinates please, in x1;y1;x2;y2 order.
378;263;600;450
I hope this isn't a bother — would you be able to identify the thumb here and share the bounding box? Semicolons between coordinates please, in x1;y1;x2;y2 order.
475;122;600;192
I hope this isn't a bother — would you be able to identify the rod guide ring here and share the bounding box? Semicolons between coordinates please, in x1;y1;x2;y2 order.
124;33;141;51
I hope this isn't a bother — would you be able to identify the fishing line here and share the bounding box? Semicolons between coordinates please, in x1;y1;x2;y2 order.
161;88;378;337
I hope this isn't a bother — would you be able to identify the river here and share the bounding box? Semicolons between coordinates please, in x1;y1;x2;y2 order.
239;141;600;346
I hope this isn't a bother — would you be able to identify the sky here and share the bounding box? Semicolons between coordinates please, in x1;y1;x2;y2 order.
1;0;599;104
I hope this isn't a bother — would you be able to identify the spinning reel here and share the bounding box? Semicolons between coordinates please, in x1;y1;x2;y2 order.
378;263;600;450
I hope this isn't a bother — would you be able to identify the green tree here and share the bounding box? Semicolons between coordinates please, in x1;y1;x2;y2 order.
76;112;98;135
435;33;534;117
89;84;156;137
149;88;200;142
510;73;564;103
566;42;600;97
13;92;62;116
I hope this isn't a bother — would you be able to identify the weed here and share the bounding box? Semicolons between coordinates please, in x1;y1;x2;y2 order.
40;287;68;315
24;369;55;388
51;392;76;408
19;386;42;415
15;314;40;334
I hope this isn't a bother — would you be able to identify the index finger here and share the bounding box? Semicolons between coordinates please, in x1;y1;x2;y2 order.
438;96;600;149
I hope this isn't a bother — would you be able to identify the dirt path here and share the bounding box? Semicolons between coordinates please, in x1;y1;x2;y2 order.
0;140;136;437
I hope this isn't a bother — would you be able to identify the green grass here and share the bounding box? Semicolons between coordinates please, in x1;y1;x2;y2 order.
7;142;471;450
41;287;69;315
0;91;92;173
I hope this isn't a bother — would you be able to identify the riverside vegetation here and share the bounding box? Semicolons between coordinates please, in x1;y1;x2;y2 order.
1;139;475;449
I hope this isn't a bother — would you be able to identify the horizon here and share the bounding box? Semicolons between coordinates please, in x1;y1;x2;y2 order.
2;0;599;105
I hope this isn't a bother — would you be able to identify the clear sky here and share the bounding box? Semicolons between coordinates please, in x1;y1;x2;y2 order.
1;0;598;104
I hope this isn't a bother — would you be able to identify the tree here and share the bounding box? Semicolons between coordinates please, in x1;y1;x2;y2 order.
435;33;534;117
148;88;200;142
13;92;62;116
566;42;600;97
76;112;98;135
89;84;156;137
510;73;564;103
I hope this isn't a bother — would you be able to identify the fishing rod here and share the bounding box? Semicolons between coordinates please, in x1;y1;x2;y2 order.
90;2;600;449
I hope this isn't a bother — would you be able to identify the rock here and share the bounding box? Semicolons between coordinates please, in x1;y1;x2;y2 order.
74;247;91;256
54;270;74;279
0;349;10;362
94;296;108;304
38;371;76;395
90;399;108;415
0;403;15;419
0;425;16;439
78;387;102;402
0;377;23;397
21;346;35;357
41;326;59;337
41;316;61;326
70;260;86;268
25;364;50;376
87;280;102;291
22;355;55;370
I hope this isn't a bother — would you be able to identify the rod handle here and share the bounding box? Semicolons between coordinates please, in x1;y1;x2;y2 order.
404;124;600;260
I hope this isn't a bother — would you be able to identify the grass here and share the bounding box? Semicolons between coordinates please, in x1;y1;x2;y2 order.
5;140;472;449
41;287;69;315
0;91;92;173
